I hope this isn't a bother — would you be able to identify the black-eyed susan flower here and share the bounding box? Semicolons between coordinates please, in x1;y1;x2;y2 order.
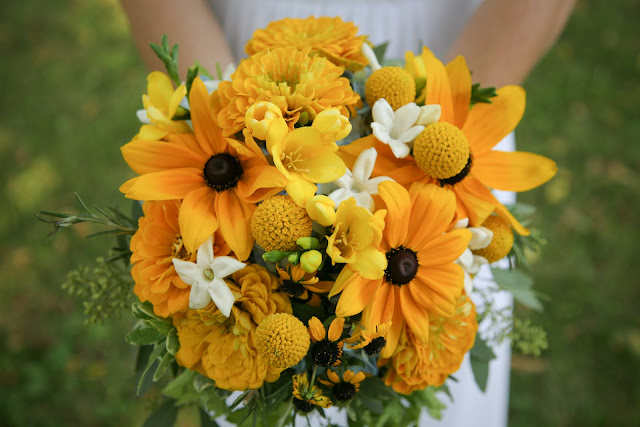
250;195;312;252
329;181;471;358
292;373;332;413
276;265;332;305
308;317;345;367
340;47;557;236
318;369;366;402
346;321;392;356
255;313;310;369
472;214;514;263
120;77;287;259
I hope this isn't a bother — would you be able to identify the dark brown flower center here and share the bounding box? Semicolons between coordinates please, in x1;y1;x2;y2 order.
363;337;387;356
203;153;243;191
281;280;311;304
292;397;315;413
332;382;356;401
311;340;341;367
439;154;472;187
385;246;418;286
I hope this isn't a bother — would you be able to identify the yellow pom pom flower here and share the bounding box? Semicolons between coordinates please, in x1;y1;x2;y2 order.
255;313;310;369
251;195;313;252
472;214;514;263
413;122;471;180
365;66;416;110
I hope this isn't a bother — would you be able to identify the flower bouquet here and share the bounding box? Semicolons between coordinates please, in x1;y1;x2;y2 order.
38;16;556;426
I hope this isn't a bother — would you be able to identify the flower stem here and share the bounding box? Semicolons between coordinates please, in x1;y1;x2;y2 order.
275;399;293;427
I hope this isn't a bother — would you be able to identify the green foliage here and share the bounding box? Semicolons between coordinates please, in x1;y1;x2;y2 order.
511;318;549;357
491;268;544;312
150;35;181;86
507;203;547;270
470;335;496;392
470;83;497;105
372;42;388;64
62;255;135;324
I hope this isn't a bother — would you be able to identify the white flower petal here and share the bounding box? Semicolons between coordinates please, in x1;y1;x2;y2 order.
136;109;151;124
397;125;425;143
469;226;494;250
371;99;394;128
352;148;378;183
458;248;474;270
189;284;212;310
362;176;394;195
469;255;489;274
416;104;442;126
391;103;420;133
208;278;236;317
388;140;411;158
211;256;246;278
203;79;221;93
361;43;381;71
371;123;392;144
221;64;236;80
196;236;215;266
333;170;354;189
352;191;375;212
172;259;203;287
327;188;354;208
453;218;470;230
463;271;474;295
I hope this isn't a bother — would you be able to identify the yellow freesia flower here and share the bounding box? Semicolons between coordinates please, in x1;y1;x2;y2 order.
326;197;387;280
139;71;191;137
265;111;347;207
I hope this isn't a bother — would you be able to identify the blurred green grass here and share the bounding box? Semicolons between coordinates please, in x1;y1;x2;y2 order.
0;0;638;425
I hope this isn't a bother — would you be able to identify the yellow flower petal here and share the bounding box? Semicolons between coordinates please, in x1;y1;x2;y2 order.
473;150;558;192
178;186;219;253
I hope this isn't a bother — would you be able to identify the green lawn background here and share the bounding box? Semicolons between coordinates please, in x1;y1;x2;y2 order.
0;0;638;425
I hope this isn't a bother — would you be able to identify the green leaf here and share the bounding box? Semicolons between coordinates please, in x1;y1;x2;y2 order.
125;327;165;345
469;336;496;392
226;407;251;425
142;399;178;427
421;387;447;420
166;327;180;355
372;42;389;64
146;318;174;335
149;35;181;85
162;369;196;398
153;350;173;381
186;64;200;96
171;105;191;121
470;83;497;105
491;268;544;311
138;343;166;395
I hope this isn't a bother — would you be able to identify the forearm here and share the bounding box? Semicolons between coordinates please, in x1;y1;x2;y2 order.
120;0;235;77
446;0;576;87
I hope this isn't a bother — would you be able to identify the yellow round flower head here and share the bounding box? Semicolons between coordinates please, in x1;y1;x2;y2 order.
365;66;416;110
251;195;313;252
472;214;514;263
413;122;471;180
255;313;310;369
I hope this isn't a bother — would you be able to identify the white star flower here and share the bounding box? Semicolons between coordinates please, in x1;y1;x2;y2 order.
370;99;425;158
453;218;493;294
327;147;394;211
172;236;246;317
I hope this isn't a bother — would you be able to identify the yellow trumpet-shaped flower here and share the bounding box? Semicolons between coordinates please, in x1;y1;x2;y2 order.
139;71;191;138
266;113;347;207
326;197;387;280
305;195;336;227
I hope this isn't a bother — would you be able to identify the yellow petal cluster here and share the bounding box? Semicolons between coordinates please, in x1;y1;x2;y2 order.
255;313;310;369
383;294;478;394
245;101;284;140
173;264;291;391
245;16;369;71
472;214;514;263
326;197;387;280
413;122;470;179
305;195;336;226
365;66;416;110
251;195;312;252
138;71;191;139
212;47;361;136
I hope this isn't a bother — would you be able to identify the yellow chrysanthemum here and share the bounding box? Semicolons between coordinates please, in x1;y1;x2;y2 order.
318;369;367;402
255;313;310;369
472;214;514;263
383;293;478;394
130;200;230;318
173;264;291;391
365;66;416;110
212;47;361;136
251;195;312;251
292;373;332;413
245;17;368;71
413;122;470;179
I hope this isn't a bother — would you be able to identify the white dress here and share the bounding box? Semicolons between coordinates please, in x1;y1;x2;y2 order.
208;1;513;426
